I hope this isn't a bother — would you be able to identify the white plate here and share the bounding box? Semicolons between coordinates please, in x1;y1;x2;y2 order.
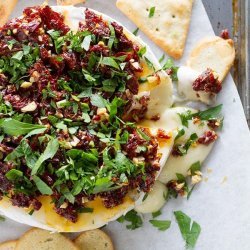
1;0;250;249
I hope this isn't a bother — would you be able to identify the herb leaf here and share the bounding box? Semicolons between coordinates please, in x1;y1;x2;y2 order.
33;176;53;195
125;210;143;230
31;138;59;175
149;219;171;231
174;211;201;249
195;104;223;120
0;119;46;136
163;59;179;81
152;210;162;218
149;7;156;18
90;94;107;108
133;27;139;36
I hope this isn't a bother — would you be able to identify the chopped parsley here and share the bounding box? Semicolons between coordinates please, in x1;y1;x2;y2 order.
174;211;201;249
178;105;223;127
149;219;171;231
133;27;139;36
0;215;5;222
117;210;143;230
162;59;179;81
152;210;162;218
148;7;156;18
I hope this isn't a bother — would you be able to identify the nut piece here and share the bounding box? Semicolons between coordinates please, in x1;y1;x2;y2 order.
20;81;33;88
21;101;37;112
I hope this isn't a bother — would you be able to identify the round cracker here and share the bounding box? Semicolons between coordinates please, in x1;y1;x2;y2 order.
0;240;16;250
15;228;78;250
74;229;114;250
187;36;235;81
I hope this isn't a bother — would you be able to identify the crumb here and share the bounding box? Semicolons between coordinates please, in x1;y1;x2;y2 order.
203;177;209;182
207;168;213;174
221;176;228;184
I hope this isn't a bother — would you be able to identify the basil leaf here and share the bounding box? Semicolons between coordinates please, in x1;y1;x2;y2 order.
5;169;23;181
149;219;171;231
195;104;223;120
81;35;92;51
174;211;201;249
101;57;120;70
0;119;46;136
149;6;156;18
90;94;107;108
31;138;59;175
33;176;53;195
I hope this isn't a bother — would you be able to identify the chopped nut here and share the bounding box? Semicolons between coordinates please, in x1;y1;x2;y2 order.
98;41;105;46
131;62;141;70
30;71;40;82
176;182;185;190
60;202;68;209
55;111;63;118
20;81;32;88
191;175;202;184
147;75;159;84
23;29;29;35
96;107;109;121
82;197;89;204
13;29;17;34
194;170;203;176
70;136;80;147
21;101;37;112
38;36;43;42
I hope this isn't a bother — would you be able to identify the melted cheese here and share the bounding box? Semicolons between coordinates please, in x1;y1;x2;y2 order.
135;181;167;213
177;66;216;105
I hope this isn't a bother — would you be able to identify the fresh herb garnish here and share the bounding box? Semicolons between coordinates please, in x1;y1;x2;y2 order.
31;138;59;175
0;215;5;222
149;219;171;231
152;210;162;218
162;58;179;81
133;27;139;36
33;176;53;195
117;210;143;230
178;105;223;127
0;119;46;136
149;7;156;18
174;211;201;249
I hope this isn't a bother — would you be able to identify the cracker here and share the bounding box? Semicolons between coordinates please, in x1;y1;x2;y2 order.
15;228;79;250
0;0;18;26
0;240;16;250
57;0;86;5
187;36;235;81
74;229;114;250
116;0;193;59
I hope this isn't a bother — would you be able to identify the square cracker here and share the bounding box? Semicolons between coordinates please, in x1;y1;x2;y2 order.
116;0;193;59
0;0;18;26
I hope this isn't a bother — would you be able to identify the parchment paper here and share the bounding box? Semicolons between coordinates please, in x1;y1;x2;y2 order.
1;0;250;249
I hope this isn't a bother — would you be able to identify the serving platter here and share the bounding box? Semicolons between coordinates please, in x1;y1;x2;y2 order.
0;0;250;249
